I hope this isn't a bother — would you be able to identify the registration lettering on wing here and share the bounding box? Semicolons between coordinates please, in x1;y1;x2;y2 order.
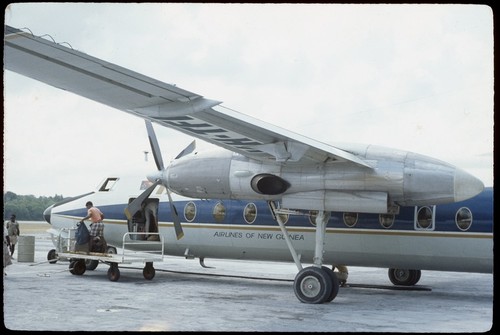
159;115;264;154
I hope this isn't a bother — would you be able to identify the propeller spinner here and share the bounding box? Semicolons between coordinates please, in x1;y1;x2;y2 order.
124;120;192;240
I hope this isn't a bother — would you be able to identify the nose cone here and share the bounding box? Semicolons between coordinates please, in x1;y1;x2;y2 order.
454;168;484;202
146;170;164;183
43;205;53;224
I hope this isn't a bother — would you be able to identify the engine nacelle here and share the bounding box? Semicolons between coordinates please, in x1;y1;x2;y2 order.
167;151;290;200
166;145;484;212
166;150;233;198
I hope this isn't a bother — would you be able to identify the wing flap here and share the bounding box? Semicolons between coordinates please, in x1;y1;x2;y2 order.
136;105;371;167
5;25;371;168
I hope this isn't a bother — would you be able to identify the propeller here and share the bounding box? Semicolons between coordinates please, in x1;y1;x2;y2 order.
174;140;196;159
124;179;161;221
124;120;189;240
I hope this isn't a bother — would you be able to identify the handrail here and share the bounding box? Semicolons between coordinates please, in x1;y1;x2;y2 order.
121;232;164;263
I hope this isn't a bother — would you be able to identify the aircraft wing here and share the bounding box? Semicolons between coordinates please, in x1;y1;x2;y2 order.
4;25;371;167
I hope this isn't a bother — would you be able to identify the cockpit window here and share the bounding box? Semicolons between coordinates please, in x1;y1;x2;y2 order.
456;207;473;231
98;178;118;191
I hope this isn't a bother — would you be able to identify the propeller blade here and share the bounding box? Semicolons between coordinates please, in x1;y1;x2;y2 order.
175;140;196;159
145;120;165;171
124;180;161;220
167;187;184;240
143;119;184;240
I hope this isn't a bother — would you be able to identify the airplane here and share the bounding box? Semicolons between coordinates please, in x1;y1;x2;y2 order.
4;25;492;304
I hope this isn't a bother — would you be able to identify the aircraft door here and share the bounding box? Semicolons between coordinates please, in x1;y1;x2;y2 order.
127;198;160;240
144;201;160;240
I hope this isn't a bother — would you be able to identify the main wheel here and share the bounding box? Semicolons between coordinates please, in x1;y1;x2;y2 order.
107;263;120;281
322;266;340;302
69;259;86;275
47;249;58;264
143;262;155;280
388;268;421;286
294;266;333;304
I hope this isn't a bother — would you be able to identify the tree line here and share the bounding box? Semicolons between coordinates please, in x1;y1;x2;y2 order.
3;191;65;221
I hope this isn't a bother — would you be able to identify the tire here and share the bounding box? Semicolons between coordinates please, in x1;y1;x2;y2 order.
47;249;58;264
107;264;120;281
321;266;340;302
85;259;99;271
294;266;333;304
388;268;421;286
106;246;117;254
69;259;86;275
143;262;155;280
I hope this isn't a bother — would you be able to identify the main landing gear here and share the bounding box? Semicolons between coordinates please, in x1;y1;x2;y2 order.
388;268;421;286
294;266;340;304
269;202;339;304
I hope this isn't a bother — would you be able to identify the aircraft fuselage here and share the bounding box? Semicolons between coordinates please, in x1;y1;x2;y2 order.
44;174;493;274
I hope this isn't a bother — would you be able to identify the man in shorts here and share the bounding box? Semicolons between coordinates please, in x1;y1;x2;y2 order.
79;201;105;252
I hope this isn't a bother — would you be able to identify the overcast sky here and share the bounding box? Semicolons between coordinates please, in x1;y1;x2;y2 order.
4;3;494;198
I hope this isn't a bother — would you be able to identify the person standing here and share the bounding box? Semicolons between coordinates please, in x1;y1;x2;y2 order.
6;214;20;257
4;222;12;272
79;201;105;252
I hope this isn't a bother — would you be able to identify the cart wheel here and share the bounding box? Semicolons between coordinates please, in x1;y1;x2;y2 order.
47;249;58;264
85;259;99;271
143;262;155;280
69;259;86;275
107;263;120;281
106;246;117;254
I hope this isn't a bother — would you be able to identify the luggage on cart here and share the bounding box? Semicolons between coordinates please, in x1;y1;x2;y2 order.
90;236;107;253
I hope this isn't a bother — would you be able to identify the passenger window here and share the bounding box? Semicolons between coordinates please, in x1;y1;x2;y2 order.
455;207;473;231
308;210;332;226
243;203;257;224
379;214;395;229
308;210;318;226
343;212;358;227
184;202;196;222
415;206;434;230
213;202;226;222
278;212;289;225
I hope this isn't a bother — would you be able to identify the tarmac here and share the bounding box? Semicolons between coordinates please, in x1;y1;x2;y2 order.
2;222;494;332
